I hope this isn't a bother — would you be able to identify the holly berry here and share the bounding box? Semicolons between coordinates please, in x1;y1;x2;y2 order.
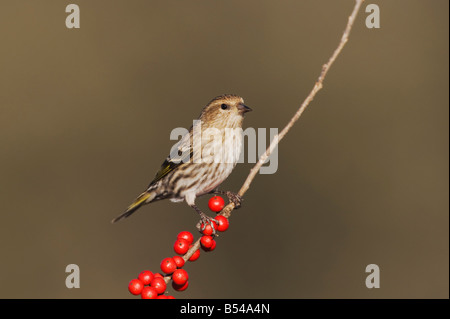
208;196;225;212
208;239;217;251
141;286;158;299
177;231;194;245
203;238;217;252
167;295;176;299
138;270;154;285
172;280;189;292
188;245;200;261
174;238;190;255
150;277;167;295
200;221;217;236
172;269;189;286
128;279;144;295
157;294;168;299
160;257;177;274
200;235;214;249
215;215;229;232
173;255;185;268
153;273;164;279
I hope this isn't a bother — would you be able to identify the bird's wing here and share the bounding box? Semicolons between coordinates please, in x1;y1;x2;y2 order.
148;130;194;187
148;152;191;187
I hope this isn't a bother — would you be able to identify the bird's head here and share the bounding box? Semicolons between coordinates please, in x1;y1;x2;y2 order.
200;94;252;129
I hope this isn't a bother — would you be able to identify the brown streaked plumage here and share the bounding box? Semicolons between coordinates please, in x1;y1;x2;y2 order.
112;94;252;228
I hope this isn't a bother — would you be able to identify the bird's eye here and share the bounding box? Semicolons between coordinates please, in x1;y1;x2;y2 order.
221;104;228;110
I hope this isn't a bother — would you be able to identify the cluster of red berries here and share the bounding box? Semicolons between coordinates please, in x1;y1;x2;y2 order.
128;270;175;299
128;196;229;298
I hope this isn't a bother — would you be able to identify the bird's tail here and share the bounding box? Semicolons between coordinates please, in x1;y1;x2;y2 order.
111;191;155;223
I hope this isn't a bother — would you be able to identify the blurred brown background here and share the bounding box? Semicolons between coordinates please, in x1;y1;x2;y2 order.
0;0;448;298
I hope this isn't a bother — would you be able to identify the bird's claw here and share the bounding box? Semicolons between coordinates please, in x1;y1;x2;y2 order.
196;212;218;234
226;191;243;209
211;189;243;209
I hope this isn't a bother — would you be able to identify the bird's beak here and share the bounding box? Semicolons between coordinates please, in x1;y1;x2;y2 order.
238;104;252;114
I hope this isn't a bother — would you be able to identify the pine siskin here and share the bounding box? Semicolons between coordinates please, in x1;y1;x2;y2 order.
112;94;252;229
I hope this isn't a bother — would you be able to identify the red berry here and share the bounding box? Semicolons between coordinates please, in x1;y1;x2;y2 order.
141;286;158;299
153;273;164;279
160;257;177;274
215;215;229;232
138;270;154;285
201;221;217;236
188;245;200;261
200;235;214;249
157;294;168;299
208;196;225;212
174;238;190;255
209;239;217;251
177;231;194;245
172;280;189;291
173;255;185;268
167;295;176;299
172;269;189;286
128;279;144;295
203;238;217;252
150;277;167;295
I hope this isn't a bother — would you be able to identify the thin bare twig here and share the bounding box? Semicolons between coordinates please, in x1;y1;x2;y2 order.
237;0;365;201
165;0;365;284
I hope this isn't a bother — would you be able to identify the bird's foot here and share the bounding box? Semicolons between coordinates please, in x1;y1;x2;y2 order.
225;191;243;209
192;203;218;234
212;190;243;209
196;212;218;234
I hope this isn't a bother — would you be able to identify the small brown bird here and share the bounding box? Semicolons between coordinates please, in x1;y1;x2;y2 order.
112;94;252;229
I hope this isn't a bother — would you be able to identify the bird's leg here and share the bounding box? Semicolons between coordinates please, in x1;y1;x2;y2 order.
210;189;243;209
191;204;218;234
